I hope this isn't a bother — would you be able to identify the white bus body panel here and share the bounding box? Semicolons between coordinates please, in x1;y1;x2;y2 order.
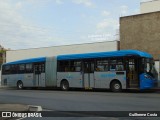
94;71;126;89
40;73;45;87
1;73;46;87
2;73;34;87
57;72;83;88
57;71;126;89
23;73;34;87
33;73;45;87
2;74;17;87
83;73;94;88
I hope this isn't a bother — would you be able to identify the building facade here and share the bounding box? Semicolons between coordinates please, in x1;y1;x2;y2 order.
120;11;160;60
6;41;118;62
141;0;160;13
120;1;160;79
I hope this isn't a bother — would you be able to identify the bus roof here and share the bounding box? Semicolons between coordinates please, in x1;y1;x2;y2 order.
57;50;152;60
3;57;46;65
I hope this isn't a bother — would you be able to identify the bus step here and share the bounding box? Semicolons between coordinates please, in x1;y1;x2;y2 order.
85;87;93;90
127;88;139;90
129;84;139;88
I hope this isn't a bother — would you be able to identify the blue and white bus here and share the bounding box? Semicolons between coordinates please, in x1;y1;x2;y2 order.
1;50;158;92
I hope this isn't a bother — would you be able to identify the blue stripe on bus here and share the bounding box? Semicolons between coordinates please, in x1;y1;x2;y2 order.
57;50;152;60
4;57;46;65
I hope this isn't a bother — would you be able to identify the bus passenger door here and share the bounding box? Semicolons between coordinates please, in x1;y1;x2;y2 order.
125;58;139;89
83;60;95;88
33;63;45;87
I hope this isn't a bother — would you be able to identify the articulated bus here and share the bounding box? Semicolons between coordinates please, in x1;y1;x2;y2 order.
1;50;158;92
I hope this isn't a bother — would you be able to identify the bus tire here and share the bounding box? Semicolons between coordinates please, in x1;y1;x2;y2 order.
110;80;122;92
61;80;69;91
17;81;23;90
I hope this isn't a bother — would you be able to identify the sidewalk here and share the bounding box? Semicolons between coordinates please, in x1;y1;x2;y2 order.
0;104;29;120
154;87;160;91
0;85;15;90
0;104;42;120
0;104;28;111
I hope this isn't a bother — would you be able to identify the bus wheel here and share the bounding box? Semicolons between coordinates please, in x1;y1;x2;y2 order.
17;81;23;90
111;81;122;92
61;80;69;91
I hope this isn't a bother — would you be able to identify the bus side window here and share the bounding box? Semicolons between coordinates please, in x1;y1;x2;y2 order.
58;61;69;72
110;65;116;71
110;59;116;71
116;65;124;71
96;66;103;71
19;64;25;74
74;61;81;72
65;67;70;72
58;60;81;72
26;64;33;73
96;59;108;72
41;63;45;73
2;65;11;75
11;65;18;74
110;59;124;71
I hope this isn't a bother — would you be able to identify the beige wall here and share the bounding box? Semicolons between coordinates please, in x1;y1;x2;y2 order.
6;41;118;62
141;0;160;13
155;61;160;79
120;11;160;60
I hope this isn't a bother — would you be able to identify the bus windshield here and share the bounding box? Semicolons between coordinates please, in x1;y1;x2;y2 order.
143;58;158;78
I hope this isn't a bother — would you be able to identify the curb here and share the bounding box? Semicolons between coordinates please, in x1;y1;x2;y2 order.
0;104;42;112
28;105;42;112
0;86;16;90
0;86;8;89
155;88;160;91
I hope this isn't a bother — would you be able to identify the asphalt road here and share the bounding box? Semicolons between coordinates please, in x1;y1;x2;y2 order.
0;88;160;119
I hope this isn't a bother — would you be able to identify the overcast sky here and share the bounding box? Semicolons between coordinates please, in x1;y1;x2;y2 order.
0;0;145;50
